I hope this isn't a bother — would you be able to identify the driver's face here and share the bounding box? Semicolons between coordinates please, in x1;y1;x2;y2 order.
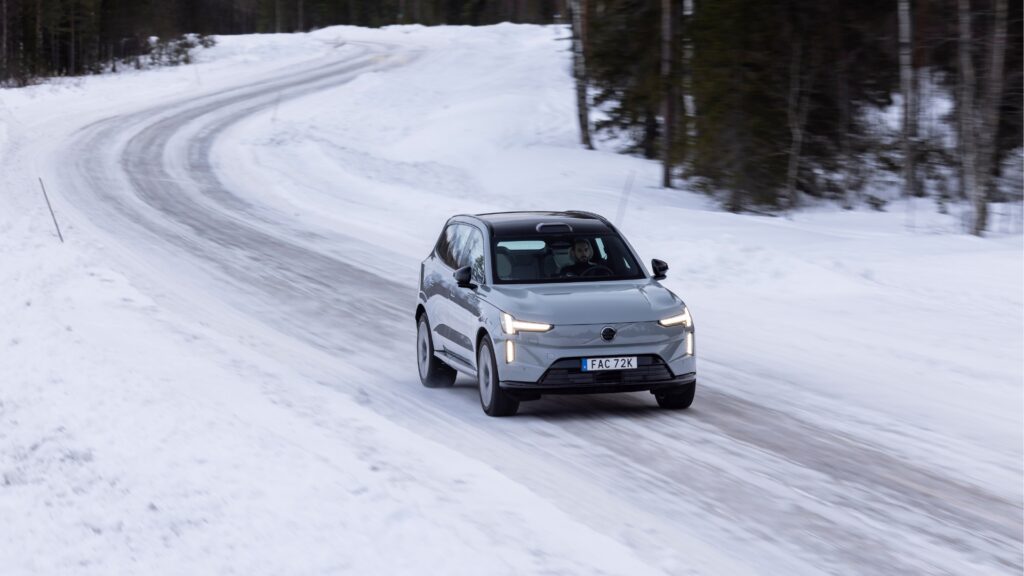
572;241;593;263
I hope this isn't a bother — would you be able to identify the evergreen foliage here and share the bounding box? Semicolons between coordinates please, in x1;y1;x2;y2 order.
0;1;559;86
582;0;1022;212
1;0;1020;217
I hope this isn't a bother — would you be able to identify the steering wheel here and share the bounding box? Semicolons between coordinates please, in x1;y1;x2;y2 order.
580;264;614;277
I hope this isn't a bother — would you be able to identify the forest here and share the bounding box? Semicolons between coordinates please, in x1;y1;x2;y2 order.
1;0;1020;232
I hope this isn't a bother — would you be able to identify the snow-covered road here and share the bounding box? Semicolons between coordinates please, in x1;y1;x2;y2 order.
2;25;1021;575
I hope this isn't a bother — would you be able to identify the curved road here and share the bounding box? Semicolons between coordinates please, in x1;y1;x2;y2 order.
52;42;1022;575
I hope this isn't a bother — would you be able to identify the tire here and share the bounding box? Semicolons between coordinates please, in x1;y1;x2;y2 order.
477;337;519;417
417;315;456;388
655;382;696;410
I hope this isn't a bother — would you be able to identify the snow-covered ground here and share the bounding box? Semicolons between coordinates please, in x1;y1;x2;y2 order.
1;24;1021;575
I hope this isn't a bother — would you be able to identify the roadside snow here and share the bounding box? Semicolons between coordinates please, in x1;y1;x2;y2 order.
0;250;660;575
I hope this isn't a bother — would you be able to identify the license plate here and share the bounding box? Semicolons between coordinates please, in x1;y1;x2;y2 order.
581;356;637;371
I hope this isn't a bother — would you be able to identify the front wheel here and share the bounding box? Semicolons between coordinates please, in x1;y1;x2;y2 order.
655;382;696;409
417;315;456;388
477;338;519;417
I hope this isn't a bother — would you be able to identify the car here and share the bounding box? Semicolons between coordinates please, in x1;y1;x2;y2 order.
414;211;696;416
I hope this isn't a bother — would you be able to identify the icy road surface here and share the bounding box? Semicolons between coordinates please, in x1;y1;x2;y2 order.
2;25;1021;576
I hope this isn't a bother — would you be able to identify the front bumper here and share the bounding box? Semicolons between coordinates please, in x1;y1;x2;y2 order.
495;321;696;395
504;360;695;397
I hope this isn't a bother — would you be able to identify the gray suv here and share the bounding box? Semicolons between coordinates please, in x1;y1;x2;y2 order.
415;211;696;416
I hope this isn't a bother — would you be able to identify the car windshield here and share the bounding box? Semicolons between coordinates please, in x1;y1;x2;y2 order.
492;233;645;284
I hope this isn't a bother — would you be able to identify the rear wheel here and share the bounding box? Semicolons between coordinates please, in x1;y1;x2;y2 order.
417;315;456;388
655;382;696;409
477;338;519;417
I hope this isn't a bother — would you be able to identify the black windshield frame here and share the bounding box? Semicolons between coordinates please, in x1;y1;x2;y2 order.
490;233;647;285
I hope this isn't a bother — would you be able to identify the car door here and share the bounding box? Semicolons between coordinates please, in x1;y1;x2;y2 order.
449;224;487;369
423;223;461;355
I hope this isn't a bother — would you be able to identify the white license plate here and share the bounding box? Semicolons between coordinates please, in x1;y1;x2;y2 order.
581;356;637;371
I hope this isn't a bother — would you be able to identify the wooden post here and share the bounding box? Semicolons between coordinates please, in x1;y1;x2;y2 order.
38;178;65;243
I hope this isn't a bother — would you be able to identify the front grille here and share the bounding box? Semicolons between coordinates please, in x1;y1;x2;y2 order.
538;355;674;387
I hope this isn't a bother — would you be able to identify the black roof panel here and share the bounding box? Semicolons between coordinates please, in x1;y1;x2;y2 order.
473;211;614;237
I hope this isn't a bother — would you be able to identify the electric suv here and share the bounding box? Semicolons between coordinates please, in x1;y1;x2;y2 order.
414;211;696;416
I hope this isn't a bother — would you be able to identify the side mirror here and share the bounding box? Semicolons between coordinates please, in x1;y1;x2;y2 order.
651;259;669;280
454;266;476;289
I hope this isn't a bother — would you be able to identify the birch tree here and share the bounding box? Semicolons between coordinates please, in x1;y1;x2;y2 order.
957;0;1008;235
681;0;695;169
979;0;1007;203
569;0;594;150
661;0;678;188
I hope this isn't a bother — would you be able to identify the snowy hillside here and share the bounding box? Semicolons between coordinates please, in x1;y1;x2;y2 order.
1;25;1021;575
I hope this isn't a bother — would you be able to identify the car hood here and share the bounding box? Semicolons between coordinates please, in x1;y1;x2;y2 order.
483;280;685;325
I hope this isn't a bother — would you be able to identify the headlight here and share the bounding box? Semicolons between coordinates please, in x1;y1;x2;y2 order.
501;312;553;335
658;307;692;328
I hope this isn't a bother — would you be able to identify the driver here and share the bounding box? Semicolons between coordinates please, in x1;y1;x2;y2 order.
562;238;596;276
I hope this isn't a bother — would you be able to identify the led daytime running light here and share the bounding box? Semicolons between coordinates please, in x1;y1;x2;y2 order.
658;308;692;328
501;312;552;335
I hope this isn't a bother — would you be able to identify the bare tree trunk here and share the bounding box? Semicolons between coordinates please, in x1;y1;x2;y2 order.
957;0;982;234
898;0;917;197
1;0;8;82
838;57;854;208
979;0;1007;202
681;0;695;168
297;0;304;31
833;0;854;208
70;0;76;75
660;0;677;188
275;0;283;33
35;0;42;76
569;0;593;150
785;37;810;209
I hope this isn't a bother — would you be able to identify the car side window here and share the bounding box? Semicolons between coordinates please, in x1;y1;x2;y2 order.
438;224;486;283
449;224;470;270
462;227;486;285
437;224;460;269
435;226;451;265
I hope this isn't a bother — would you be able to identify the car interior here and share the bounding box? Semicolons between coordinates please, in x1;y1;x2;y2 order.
493;236;639;283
